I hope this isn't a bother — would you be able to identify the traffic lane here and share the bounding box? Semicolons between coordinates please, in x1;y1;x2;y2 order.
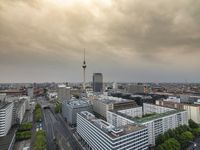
43;109;55;150
54;114;82;150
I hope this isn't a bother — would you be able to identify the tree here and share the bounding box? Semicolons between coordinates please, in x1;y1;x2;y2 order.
180;131;194;149
156;134;165;145
192;128;200;137
165;138;181;150
189;119;199;129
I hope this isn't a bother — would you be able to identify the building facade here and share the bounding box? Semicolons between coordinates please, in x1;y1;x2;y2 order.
156;100;200;124
62;99;92;126
93;73;103;93
0;102;13;137
92;96;137;118
57;85;71;102
77;111;148;150
107;103;188;146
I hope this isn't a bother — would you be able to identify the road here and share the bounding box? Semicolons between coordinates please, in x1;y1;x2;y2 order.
43;108;56;150
43;106;82;150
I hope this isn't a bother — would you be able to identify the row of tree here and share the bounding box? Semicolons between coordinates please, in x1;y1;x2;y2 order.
16;122;33;141
33;130;47;150
18;122;33;131
156;119;200;150
16;131;32;141
35;104;42;122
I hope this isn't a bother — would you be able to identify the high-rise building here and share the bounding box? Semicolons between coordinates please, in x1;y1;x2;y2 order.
93;73;103;93
0;102;13;137
57;84;71;102
77;111;149;150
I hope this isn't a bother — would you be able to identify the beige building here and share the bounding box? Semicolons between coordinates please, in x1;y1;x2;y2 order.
92;96;137;118
156;100;200;124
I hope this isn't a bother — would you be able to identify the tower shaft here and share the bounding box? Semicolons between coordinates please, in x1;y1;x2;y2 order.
82;49;87;90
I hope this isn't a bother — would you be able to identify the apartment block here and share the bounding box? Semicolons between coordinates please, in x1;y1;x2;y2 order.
0;102;13;137
77;111;148;150
107;103;188;146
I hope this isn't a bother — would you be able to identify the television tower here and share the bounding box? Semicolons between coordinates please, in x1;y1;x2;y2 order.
82;49;87;90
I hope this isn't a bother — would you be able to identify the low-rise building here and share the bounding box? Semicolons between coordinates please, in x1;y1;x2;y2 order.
77;111;148;150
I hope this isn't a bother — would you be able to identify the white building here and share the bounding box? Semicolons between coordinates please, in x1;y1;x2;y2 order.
107;103;188;146
57;85;71;102
0;102;13;137
156;100;200;124
27;88;34;98
164;96;181;103
77;111;148;150
12;97;30;125
62;99;92;126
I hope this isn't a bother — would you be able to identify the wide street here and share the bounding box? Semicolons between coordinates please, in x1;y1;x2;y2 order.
42;99;82;150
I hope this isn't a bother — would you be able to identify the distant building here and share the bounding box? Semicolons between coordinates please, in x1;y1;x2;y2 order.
0;94;6;101
27;88;34;98
0;102;13;137
92;96;137;118
180;94;200;103
156;100;200;124
127;84;148;94
107;103;188;146
164;96;181;103
93;73;103;93
57;85;71;102
77;111;149;150
62;99;92;126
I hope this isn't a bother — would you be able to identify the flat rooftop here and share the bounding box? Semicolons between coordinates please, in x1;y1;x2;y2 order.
65;99;91;108
97;96;133;104
80;111;146;139
114;109;185;124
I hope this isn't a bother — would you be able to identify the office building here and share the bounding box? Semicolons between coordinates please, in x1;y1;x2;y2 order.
156;100;200;124
0;102;13;137
12;98;29;125
57;84;71;102
107;103;188;146
62;99;92;126
93;73;103;93
77;111;148;150
93;96;137;118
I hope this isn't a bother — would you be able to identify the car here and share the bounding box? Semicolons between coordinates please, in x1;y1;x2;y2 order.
23;147;30;150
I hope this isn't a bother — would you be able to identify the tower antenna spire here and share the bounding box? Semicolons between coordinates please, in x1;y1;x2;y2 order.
82;48;87;91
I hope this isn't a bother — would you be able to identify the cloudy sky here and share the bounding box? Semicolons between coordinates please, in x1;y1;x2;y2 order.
0;0;200;83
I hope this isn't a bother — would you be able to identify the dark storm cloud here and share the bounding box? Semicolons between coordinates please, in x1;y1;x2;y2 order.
0;0;200;82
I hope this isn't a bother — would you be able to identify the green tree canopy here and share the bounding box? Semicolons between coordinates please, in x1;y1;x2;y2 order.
189;119;199;129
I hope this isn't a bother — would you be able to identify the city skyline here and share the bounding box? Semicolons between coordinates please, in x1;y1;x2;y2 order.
0;0;200;83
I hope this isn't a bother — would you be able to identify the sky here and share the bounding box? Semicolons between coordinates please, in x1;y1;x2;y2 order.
0;0;200;83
